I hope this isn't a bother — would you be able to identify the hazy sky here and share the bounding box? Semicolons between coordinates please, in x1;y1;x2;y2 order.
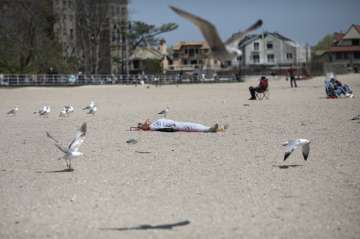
129;0;360;46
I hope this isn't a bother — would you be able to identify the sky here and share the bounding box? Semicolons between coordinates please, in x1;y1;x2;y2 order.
129;0;360;47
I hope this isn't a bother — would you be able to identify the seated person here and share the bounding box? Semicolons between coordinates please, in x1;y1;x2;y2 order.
132;118;227;133
324;79;336;98
248;76;268;100
327;74;353;98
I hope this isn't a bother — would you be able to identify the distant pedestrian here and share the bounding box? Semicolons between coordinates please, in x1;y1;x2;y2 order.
288;66;297;88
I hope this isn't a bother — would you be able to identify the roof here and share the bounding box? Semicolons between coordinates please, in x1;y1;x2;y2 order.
129;47;163;60
326;46;360;53
334;33;345;42
238;32;295;47
173;41;210;50
353;24;360;34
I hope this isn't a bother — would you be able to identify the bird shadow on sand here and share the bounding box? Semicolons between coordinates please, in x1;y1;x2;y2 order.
99;220;190;231
36;168;74;173
273;164;303;169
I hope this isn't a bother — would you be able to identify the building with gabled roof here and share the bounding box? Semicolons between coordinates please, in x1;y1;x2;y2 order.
238;32;311;67
322;24;360;73
166;41;222;72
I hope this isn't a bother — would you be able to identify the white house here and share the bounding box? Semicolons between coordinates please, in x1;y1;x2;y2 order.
238;32;311;67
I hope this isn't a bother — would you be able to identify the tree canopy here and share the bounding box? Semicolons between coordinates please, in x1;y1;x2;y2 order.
312;33;335;52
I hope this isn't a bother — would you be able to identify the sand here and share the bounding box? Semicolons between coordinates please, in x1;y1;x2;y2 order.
0;74;359;239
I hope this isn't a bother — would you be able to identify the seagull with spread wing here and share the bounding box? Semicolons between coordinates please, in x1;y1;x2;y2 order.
46;122;87;169
282;139;310;161
169;5;263;63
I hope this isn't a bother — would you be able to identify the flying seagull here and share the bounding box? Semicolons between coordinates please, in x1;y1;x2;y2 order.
169;5;263;62
282;139;310;161
7;107;18;116
46;122;87;169
158;107;169;118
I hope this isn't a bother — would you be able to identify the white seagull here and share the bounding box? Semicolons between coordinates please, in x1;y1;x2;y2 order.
169;5;263;63
351;114;360;121
7;107;18;116
46;122;87;170
64;105;74;114
83;101;95;110
88;105;97;115
282;139;311;161
158;107;169;118
37;105;51;116
59;109;68;118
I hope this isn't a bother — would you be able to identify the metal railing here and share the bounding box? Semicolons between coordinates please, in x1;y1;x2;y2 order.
0;73;242;87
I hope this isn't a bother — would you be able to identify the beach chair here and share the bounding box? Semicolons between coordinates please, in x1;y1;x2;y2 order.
255;79;269;100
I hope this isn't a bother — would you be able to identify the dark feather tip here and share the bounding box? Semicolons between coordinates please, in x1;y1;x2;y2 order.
284;152;291;161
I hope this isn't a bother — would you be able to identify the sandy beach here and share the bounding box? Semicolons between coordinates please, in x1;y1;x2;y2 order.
0;74;359;239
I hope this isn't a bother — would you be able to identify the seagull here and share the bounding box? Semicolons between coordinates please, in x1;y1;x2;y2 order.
158;107;169;118
46;122;87;170
169;5;263;63
351;114;360;121
37;105;51;116
282;139;310;161
88;105;97;115
7;107;18;116
83;101;95;110
64;105;74;114
59;109;68;118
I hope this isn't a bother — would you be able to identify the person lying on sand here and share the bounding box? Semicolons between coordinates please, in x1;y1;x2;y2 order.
131;118;227;133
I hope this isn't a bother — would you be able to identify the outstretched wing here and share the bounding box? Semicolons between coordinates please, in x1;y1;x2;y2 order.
68;122;87;152
46;131;59;143
169;6;227;54
283;140;297;161
46;132;67;153
225;19;263;47
302;143;310;160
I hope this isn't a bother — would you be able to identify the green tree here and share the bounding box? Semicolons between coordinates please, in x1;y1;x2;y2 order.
0;0;75;73
127;21;178;51
313;33;335;52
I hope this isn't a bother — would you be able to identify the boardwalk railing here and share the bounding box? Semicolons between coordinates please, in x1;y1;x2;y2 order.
0;73;242;87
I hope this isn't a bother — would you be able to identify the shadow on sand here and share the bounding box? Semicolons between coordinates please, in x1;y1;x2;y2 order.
36;168;74;173
273;164;303;169
99;220;190;231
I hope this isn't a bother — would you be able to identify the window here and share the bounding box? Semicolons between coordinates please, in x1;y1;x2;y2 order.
352;39;359;46
267;42;273;49
191;60;197;65
286;53;293;60
354;52;360;59
253;54;260;63
267;54;274;63
237;56;242;61
183;59;188;65
254;42;259;50
70;29;74;40
189;49;195;56
336;52;343;60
